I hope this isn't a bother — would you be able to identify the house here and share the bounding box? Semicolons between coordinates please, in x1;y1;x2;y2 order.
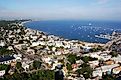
8;66;16;75
55;51;64;55
0;41;5;47
51;63;63;70
31;41;40;47
82;46;92;52
26;49;35;55
100;53;111;61
76;60;84;64
100;64;119;73
22;62;30;71
92;69;102;77
30;35;38;40
7;46;14;50
89;52;100;59
71;64;78;71
89;61;99;68
13;54;22;61
42;57;53;65
112;55;121;63
55;41;64;47
112;66;121;74
0;55;16;64
104;60;115;65
0;70;5;77
14;44;28;50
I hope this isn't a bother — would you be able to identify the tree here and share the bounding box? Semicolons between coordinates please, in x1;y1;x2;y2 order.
67;54;77;64
102;74;116;80
81;56;90;63
0;64;8;71
81;56;98;63
0;47;13;56
110;51;118;57
76;63;93;79
66;63;72;71
33;60;42;69
16;62;22;69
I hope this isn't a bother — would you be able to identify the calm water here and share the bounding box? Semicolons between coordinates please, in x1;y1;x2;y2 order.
24;20;121;43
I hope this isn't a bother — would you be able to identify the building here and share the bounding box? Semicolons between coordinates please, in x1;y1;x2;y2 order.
0;55;16;64
112;66;121;74
0;70;5;77
22;62;30;71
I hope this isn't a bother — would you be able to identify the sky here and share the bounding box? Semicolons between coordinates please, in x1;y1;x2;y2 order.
0;0;121;21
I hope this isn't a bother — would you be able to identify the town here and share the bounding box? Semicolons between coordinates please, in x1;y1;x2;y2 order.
0;20;121;80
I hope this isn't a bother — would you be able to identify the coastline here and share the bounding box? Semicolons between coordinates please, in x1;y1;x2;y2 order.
22;21;105;46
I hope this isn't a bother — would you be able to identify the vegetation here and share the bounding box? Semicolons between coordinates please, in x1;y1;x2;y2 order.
33;60;42;69
0;47;13;56
67;54;77;64
90;46;103;52
0;64;8;71
0;70;54;80
16;62;22;69
110;51;118;57
102;74;116;80
81;56;98;63
76;63;93;79
66;63;72;71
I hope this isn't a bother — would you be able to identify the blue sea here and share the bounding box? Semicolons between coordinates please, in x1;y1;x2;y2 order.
24;20;121;43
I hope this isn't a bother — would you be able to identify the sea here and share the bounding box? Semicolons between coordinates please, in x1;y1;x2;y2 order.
24;20;121;43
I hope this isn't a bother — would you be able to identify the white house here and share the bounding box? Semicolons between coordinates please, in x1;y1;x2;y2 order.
14;44;28;50
0;70;5;77
100;64;119;73
22;62;30;71
0;41;5;47
7;46;13;50
55;41;64;47
100;53;111;61
92;69;102;77
13;54;22;61
89;61;99;68
39;41;46;46
52;47;56;52
55;51;63;55
42;57;52;65
112;55;121;63
89;53;100;59
82;46;92;52
30;35;38;40
31;41;40;47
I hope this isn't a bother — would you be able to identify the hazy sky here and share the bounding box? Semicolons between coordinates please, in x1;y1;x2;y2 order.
0;0;121;21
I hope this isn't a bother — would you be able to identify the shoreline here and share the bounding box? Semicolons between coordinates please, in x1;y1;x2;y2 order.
22;21;105;46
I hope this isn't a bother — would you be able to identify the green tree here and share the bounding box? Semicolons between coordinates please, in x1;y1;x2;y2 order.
16;62;22;69
0;47;13;56
110;51;118;57
67;54;77;64
81;56;98;63
76;63;93;79
0;64;8;71
33;60;42;69
102;74;116;80
66;63;72;71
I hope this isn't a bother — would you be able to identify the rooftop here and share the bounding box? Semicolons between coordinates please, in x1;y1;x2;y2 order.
0;55;15;62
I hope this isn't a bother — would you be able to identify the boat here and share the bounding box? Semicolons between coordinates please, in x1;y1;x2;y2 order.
95;34;112;40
